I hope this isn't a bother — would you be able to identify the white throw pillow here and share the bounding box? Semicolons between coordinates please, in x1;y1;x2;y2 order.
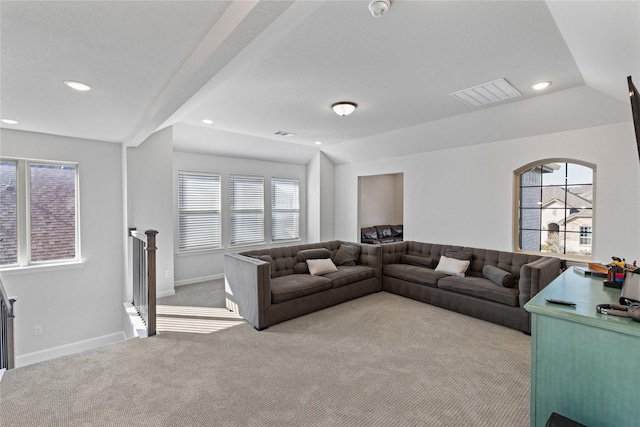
435;255;470;277
307;258;338;276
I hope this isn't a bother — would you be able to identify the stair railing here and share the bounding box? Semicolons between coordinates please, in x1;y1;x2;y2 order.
129;229;158;337
0;277;17;370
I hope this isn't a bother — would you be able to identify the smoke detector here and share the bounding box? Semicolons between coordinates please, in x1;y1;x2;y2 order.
369;0;390;18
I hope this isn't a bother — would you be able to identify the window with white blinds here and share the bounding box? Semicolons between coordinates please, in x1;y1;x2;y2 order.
178;171;221;251
230;175;264;245
271;178;300;241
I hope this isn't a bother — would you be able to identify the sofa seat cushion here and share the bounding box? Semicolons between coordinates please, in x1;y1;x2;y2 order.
383;264;445;288
323;266;376;289
437;276;519;307
270;275;332;304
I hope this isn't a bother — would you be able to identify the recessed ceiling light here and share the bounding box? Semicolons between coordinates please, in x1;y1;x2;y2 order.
64;80;92;91
314;141;322;145
202;119;213;124
532;81;551;91
1;118;19;125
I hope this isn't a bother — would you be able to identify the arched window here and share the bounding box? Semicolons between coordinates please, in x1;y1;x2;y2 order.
514;160;595;258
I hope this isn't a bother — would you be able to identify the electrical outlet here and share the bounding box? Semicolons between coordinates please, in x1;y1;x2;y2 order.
165;270;171;278
33;325;43;336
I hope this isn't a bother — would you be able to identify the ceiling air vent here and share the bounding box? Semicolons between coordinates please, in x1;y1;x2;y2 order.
451;78;521;107
274;130;297;137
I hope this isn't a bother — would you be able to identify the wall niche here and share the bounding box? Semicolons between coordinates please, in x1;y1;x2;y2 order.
358;173;404;240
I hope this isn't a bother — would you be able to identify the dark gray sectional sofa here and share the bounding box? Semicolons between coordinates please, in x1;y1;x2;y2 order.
224;241;381;330
224;239;561;333
381;241;562;333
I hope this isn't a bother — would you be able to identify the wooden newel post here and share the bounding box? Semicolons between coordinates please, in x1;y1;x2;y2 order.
145;230;158;337
7;297;16;369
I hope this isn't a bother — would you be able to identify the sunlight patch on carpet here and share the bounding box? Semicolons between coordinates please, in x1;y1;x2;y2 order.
156;305;244;334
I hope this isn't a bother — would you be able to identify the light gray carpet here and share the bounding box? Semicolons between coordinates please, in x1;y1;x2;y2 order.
157;279;226;308
0;292;530;426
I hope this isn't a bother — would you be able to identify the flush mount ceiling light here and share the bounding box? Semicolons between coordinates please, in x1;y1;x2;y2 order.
369;0;390;17
532;81;551;90
202;119;213;124
64;80;92;91
332;102;357;116
314;141;323;145
274;130;297;137
1;118;19;125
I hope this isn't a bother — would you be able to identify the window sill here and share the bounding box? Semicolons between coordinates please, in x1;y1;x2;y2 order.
229;242;268;251
270;239;302;246
229;239;303;252
176;247;225;257
0;260;85;276
514;249;593;263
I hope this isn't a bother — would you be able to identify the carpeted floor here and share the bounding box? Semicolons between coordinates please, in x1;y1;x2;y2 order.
157;279;226;308
0;291;531;426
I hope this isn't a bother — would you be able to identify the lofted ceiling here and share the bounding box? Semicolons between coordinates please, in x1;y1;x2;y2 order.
1;1;638;165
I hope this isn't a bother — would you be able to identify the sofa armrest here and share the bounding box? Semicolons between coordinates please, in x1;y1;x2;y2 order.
224;253;272;330
518;257;562;307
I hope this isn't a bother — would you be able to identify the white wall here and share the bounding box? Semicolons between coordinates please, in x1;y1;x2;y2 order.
0;129;125;366
358;174;403;228
307;151;335;243
172;151;307;284
394;173;404;225
127;128;175;297
319;152;335;242
335;122;640;263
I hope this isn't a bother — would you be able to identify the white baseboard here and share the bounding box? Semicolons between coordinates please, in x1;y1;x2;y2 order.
15;331;126;368
175;273;224;287
156;289;176;298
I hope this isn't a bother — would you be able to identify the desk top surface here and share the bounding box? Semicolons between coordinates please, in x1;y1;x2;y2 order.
525;267;640;337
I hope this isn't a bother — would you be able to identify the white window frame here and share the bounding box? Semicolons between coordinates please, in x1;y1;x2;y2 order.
177;171;222;252
513;158;596;260
271;178;300;242
0;157;80;269
229;175;264;246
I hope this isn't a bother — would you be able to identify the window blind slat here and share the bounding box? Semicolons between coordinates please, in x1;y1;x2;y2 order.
230;175;264;245
178;172;221;250
271;179;299;241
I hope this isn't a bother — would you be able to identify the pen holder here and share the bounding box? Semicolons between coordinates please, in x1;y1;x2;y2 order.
604;265;625;289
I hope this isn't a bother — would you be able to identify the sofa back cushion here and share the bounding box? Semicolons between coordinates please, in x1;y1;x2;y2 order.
402;241;541;279
375;225;393;239
241;240;344;277
361;227;378;241
334;244;361;266
400;254;434;268
297;248;332;262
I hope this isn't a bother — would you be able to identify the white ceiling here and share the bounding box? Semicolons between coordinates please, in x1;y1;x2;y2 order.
1;1;638;165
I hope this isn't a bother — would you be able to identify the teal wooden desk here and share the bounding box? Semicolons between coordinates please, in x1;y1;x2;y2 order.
525;267;640;427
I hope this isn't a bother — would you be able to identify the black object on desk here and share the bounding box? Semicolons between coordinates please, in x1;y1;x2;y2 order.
546;298;576;307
